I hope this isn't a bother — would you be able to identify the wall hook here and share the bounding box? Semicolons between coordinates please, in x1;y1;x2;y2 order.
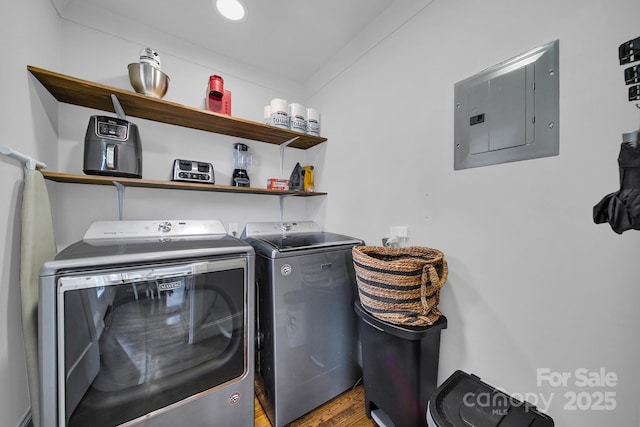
0;145;47;173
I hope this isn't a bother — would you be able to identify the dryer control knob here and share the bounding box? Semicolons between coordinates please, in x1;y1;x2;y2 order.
158;221;172;233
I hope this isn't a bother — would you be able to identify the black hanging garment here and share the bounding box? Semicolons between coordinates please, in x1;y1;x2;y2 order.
593;141;640;234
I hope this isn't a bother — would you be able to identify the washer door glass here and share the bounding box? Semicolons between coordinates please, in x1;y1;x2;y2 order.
58;257;247;427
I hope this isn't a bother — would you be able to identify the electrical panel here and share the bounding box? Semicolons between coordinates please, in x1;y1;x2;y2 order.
454;40;559;170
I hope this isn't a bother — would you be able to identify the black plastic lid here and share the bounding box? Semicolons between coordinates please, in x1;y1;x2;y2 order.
427;370;554;427
354;301;447;340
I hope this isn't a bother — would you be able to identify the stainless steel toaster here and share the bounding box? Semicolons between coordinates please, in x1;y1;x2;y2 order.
83;115;142;178
171;159;215;184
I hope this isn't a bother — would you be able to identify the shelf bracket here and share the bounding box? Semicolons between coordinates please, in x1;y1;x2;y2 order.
111;94;127;119
279;137;300;174
279;194;294;223
113;181;126;220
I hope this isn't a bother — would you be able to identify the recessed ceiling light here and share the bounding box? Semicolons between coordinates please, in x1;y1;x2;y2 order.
215;0;247;22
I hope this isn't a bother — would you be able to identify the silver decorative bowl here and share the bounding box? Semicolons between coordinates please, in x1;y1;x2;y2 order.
128;62;170;98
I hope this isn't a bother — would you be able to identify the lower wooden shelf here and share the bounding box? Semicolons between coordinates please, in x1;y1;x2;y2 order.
41;171;326;197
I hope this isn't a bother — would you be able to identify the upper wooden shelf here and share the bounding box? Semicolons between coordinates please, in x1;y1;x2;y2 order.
42;171;326;197
27;65;327;150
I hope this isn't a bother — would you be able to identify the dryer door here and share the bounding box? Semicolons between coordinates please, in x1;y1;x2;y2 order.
55;256;248;427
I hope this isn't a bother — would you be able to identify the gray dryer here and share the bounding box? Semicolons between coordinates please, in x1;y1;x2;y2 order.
39;220;255;427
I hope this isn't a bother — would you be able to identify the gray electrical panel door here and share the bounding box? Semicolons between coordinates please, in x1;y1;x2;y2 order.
454;40;559;170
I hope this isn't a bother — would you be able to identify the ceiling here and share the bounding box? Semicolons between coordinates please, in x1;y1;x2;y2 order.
50;0;430;86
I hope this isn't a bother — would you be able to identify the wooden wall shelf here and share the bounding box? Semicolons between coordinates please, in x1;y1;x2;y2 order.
42;171;326;197
29;65;328;197
27;65;327;150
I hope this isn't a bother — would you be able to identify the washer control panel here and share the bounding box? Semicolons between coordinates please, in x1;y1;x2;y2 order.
241;221;322;238
83;220;227;242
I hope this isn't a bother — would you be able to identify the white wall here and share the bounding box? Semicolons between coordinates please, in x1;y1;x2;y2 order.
307;0;640;425
0;1;60;426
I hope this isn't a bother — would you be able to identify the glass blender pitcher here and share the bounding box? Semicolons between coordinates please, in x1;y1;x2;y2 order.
231;142;252;187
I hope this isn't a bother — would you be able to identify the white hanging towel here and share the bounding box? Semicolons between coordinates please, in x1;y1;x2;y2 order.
20;169;56;427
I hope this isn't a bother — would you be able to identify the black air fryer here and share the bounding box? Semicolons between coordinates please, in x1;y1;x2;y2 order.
83;115;142;178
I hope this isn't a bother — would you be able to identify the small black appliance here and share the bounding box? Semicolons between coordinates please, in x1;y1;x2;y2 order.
83;96;142;178
231;142;252;187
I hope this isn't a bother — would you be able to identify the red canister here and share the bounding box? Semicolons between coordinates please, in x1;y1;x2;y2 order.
209;75;224;99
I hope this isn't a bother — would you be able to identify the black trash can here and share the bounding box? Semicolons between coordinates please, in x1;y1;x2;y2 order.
355;301;447;427
426;370;555;426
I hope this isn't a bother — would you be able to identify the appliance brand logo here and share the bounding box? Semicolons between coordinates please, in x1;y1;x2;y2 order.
281;264;292;276
159;280;183;291
228;392;241;405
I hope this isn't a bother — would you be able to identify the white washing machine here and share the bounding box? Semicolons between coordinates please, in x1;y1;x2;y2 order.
242;221;364;427
39;220;254;427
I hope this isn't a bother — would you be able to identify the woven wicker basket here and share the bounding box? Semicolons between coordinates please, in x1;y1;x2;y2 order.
352;246;448;326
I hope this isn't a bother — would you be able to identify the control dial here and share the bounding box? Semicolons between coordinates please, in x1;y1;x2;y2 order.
158;221;172;233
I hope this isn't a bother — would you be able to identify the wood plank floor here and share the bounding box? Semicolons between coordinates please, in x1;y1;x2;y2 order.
254;384;376;427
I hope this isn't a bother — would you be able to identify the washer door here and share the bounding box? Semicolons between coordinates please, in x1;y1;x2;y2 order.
57;257;247;427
